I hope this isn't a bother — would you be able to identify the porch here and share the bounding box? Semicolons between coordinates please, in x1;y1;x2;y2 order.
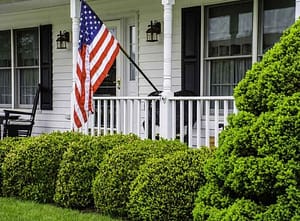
87;95;236;147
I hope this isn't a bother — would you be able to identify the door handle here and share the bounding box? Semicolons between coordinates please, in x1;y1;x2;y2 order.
117;79;121;89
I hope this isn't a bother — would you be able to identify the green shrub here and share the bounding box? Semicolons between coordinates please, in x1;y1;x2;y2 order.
92;139;188;218
193;93;300;220
0;137;22;196
128;147;214;221
193;182;234;221
54;134;139;209
257;186;300;221
195;199;262;221
194;19;300;220
234;19;300;115
2;131;84;203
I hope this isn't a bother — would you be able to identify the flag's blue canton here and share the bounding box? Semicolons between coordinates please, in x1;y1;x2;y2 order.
79;2;103;49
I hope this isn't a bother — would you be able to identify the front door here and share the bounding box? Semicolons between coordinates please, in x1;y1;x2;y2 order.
94;20;121;97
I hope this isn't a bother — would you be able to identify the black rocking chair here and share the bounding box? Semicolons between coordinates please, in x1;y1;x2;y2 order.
3;84;41;137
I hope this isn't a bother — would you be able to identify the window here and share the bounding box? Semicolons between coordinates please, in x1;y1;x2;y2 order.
182;0;295;98
0;30;11;105
15;28;39;106
129;25;136;81
0;25;52;109
261;0;295;54
205;1;253;96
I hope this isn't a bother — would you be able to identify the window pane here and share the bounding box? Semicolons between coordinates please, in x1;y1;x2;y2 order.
208;2;253;57
129;25;136;81
210;58;252;96
15;28;39;66
19;68;39;104
263;0;295;53
0;69;11;104
0;30;11;67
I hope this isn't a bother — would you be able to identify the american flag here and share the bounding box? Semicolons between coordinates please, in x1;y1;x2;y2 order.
73;0;120;128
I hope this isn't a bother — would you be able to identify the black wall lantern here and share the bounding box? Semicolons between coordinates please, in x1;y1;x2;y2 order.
146;21;161;42
56;30;70;49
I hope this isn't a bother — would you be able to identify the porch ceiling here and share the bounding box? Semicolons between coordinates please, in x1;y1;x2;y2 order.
0;0;69;14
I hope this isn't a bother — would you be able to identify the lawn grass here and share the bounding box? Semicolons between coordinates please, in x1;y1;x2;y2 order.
0;197;120;221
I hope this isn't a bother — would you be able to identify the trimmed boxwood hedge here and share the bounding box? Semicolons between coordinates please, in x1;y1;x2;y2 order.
2;131;84;203
92;139;188;218
54;134;139;209
0;137;22;196
128;147;214;221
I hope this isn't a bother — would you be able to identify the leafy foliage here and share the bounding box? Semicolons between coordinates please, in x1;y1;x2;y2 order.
54;134;139;209
92;139;188;218
0;137;22;196
128;147;214;221
193;17;300;220
2;132;84;203
234;19;300;115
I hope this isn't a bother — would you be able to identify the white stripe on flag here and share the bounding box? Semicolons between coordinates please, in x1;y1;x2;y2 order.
91;39;118;86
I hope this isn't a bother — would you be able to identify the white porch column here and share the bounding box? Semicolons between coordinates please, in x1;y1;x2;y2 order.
160;0;175;139
252;0;258;64
296;0;300;19
70;0;80;129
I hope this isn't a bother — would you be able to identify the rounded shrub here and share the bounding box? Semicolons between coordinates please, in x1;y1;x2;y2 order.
128;147;214;221
54;133;139;209
2;131;84;203
0;137;22;196
234;19;300;115
92;139;188;218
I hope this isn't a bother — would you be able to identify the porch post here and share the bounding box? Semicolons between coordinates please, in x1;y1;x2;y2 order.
70;0;80;130
160;0;175;139
296;0;300;19
252;0;258;64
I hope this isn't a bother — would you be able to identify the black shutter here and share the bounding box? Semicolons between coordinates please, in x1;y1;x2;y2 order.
181;7;201;95
40;24;53;110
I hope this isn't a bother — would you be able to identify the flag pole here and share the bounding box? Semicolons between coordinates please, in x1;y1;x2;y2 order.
119;45;159;93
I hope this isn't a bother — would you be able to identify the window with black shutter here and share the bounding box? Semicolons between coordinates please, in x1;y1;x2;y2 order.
40;24;53;110
181;6;200;96
182;1;295;97
0;25;53;110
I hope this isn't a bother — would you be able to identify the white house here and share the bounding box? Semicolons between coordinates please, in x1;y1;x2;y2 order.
0;0;298;147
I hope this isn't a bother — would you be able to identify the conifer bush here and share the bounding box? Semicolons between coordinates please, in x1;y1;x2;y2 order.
193;17;300;221
128;147;214;221
54;134;139;209
234;19;300;115
92;139;188;218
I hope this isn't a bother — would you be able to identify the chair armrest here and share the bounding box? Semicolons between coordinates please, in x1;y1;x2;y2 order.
3;109;32;116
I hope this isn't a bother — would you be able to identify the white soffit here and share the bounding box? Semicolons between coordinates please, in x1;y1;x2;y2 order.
0;0;69;14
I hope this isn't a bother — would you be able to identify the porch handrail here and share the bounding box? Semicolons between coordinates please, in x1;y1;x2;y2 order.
91;95;236;147
169;96;234;100
93;96;161;101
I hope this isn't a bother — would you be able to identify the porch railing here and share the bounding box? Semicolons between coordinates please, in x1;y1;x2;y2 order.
89;96;236;147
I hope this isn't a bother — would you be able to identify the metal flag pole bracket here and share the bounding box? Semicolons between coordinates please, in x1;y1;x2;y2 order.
119;45;159;93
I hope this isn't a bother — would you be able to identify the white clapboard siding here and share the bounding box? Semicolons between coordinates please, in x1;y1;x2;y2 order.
0;0;247;136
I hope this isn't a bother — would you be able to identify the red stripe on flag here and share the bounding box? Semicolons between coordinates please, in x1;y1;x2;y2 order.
89;28;109;62
73;1;120;129
73;109;82;128
92;45;120;92
90;37;115;77
74;46;88;127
